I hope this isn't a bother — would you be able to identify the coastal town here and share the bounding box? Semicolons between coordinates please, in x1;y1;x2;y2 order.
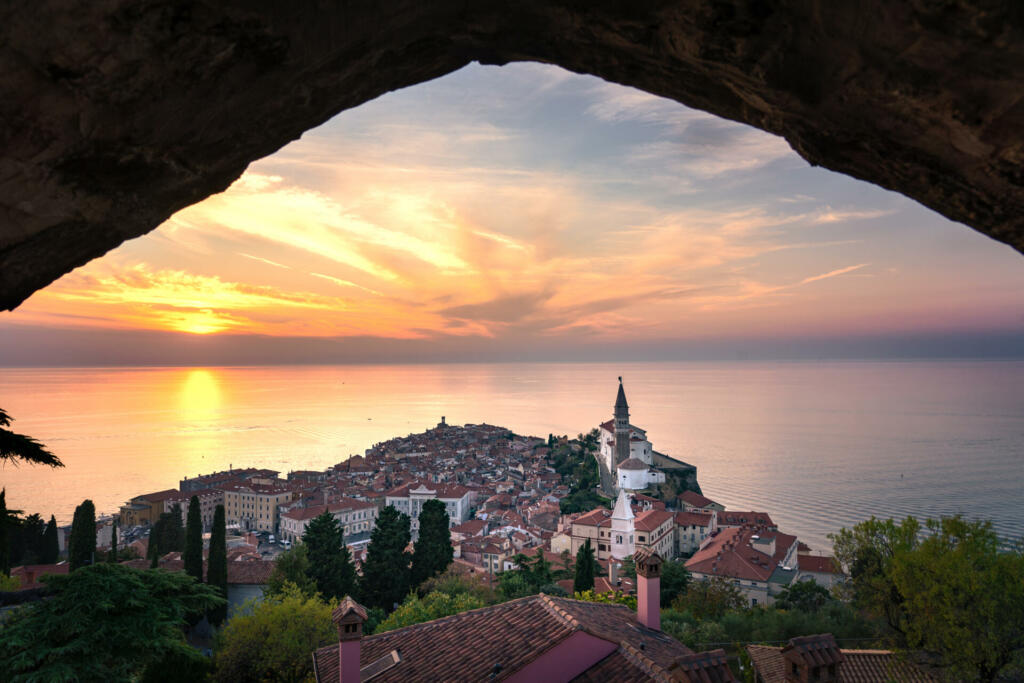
13;379;843;611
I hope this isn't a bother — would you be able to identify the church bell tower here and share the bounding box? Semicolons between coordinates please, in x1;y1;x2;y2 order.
614;377;631;466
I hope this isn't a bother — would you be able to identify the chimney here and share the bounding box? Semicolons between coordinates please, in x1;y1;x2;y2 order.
332;596;368;683
609;561;619;586
633;549;662;631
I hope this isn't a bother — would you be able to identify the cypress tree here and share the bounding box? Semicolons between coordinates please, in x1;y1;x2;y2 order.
167;503;185;552
303;511;356;600
207;505;228;626
183;496;203;582
573;538;597;594
42;515;59;564
108;519;118;562
411;499;453;587
0;489;9;576
69;499;96;571
359;505;411;610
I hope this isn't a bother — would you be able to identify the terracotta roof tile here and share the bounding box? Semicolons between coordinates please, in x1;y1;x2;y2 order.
746;642;940;682
311;594;690;681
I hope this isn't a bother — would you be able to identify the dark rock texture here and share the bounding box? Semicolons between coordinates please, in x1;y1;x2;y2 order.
2;1;1022;310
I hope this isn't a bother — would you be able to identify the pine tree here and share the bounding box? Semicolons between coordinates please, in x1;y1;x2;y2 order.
0;489;9;576
359;505;411;610
167;503;185;551
69;499;96;571
42;515;59;564
302;511;356;600
108;519;118;562
411;499;453;587
184;496;203;582
207;505;228;626
573;538;597;594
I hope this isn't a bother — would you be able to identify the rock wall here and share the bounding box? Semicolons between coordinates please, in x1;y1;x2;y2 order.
2;1;1022;309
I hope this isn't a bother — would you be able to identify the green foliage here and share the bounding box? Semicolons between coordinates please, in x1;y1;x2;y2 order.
550;433;607;514
829;515;920;636
0;572;20;590
774;579;833;613
207;504;228;626
108;519;119;563
498;570;534;600
184;496;203;581
539;583;569;597
411;499;453;587
69;499;97;571
573;538;597;594
672;576;745;620
374;590;485;633
418;564;499;604
139;648;212;683
659;559;691;607
890;516;1024;682
6;512;47;568
41;515;58;564
148;507;186;563
265;544;318;599
559;489;609;515
359;505;411;610
0;489;8;575
572;589;637;610
303;511;357;600
212;583;337;683
0;407;63;468
0;563;222;682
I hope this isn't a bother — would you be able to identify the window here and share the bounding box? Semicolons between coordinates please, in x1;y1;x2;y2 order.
812;666;821;681
792;663;799;676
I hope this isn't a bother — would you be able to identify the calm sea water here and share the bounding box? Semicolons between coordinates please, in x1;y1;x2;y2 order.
1;361;1022;551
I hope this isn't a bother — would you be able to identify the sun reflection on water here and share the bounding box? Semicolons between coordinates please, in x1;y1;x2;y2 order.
178;369;222;422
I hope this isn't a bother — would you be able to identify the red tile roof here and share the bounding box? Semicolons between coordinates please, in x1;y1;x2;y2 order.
311;594;691;682
674;511;714;527
747;642;940;682
634;509;674;533
685;527;798;583
797;555;840;574
677;490;718;508
135;489;180;503
717;511;775;528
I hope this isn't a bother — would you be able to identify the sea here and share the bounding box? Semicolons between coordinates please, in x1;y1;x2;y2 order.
1;360;1022;552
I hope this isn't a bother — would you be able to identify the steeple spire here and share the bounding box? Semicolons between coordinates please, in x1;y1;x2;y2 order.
614;377;631;466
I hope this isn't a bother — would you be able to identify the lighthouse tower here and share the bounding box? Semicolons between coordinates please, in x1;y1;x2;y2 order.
614;377;631;466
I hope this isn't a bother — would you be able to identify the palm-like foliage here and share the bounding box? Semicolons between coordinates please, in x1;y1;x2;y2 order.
0;408;62;467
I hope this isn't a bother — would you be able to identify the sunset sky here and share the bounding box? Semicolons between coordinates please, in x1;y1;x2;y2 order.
2;62;1023;364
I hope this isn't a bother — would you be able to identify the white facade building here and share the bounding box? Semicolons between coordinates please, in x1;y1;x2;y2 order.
385;481;472;537
610;489;635;560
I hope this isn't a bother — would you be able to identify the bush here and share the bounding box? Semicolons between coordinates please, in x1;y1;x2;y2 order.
374;591;485;633
213;583;338;683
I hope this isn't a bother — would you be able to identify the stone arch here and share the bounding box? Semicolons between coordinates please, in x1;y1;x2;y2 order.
1;1;1022;310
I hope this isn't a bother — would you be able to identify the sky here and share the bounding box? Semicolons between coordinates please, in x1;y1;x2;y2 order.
2;62;1023;365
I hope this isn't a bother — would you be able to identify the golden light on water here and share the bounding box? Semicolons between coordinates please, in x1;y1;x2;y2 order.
179;369;223;421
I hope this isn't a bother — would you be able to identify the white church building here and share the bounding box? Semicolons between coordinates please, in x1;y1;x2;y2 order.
598;378;666;492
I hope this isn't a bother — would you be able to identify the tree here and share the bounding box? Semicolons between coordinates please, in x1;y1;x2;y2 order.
0;489;9;575
108;519;118;563
68;499;96;571
411;499;453;587
891;516;1024;682
41;515;59;564
212;583;337;683
303;511;356;600
573;539;597;594
207;505;229;626
0;563;222;681
374;590;485;633
184;496;203;582
265;544;317;599
774;579;833;612
0;408;62;468
417;564;499;605
359;505;411;610
830;515;920;637
148;508;186;565
672;576;745;620
659;560;691;607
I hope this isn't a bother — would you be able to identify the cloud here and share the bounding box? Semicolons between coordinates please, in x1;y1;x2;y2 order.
797;263;871;286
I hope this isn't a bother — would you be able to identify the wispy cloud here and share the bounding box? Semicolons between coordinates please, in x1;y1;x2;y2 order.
797;263;871;286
